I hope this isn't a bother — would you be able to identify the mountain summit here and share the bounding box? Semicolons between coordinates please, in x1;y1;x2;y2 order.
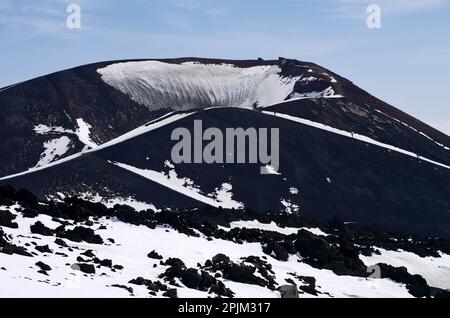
1;57;450;238
2;57;450;299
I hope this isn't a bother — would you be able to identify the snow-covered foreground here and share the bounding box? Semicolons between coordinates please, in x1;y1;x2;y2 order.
0;203;435;298
361;249;450;290
97;61;300;110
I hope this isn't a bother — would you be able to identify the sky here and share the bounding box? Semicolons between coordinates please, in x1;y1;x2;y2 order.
0;0;449;134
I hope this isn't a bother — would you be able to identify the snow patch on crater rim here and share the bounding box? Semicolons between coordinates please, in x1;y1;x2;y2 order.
97;61;300;110
289;86;342;99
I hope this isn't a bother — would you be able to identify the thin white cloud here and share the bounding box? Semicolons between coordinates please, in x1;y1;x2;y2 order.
203;8;226;17
0;0;105;42
0;0;12;11
90;26;349;60
162;13;191;29
323;0;449;19
174;0;201;11
170;0;227;24
19;2;66;17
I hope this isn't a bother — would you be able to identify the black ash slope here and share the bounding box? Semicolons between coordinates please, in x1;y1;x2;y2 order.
1;57;449;177
2;107;450;238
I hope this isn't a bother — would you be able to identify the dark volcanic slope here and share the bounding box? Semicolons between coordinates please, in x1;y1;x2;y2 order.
2;107;450;238
0;153;203;211
293;61;450;148
0;58;284;176
1;57;449;178
0;59;168;177
264;98;450;166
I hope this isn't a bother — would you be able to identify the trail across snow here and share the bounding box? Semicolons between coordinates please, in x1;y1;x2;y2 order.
113;162;243;209
0;112;196;181
262;110;450;171
374;109;450;151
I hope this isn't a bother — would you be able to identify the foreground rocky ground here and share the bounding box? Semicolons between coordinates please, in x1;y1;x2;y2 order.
1;185;450;298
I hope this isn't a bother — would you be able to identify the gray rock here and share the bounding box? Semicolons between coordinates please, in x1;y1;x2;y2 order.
278;285;299;298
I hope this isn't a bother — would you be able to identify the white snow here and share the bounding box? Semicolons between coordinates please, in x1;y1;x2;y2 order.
289;187;299;195
261;164;281;175
77;192;160;212
225;220;329;237
228;220;299;235
93;112;196;152
320;73;338;83
361;248;450;290
280;199;300;214
300;76;318;82
288;86;343;99
76;119;98;149
0;204;414;298
262;110;450;171
34;122;100;150
34;124;74;135
113;162;243;209
97;61;300;109
35;136;72;167
0;112;196;181
211;183;244;209
164;160;175;169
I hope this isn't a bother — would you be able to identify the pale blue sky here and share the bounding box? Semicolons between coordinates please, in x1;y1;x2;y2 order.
0;0;449;133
